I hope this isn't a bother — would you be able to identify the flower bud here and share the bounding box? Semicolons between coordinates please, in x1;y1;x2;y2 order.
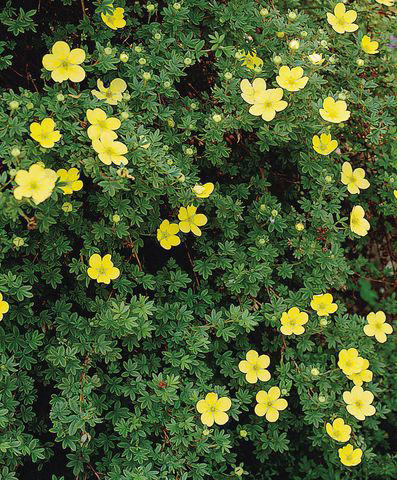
260;8;268;16
104;47;113;55
184;57;192;66
311;368;320;376
62;202;73;213
320;40;328;48
139;57;147;65
212;114;222;123
276;31;285;38
273;55;282;65
166;158;173;165
190;102;198;109
318;395;326;403
56;93;65;102
288;11;297;20
295;222;304;231
119;53;129;63
13;237;25;247
167;118;175;127
154;33;162;41
163;81;171;88
259;204;266;211
320;318;328;327
202;428;209;435
11;147;21;157
235;467;244;477
356;58;364;67
143;72;151;81
300;31;308;38
123;93;131;101
173;2;181;9
224;72;233;80
112;214;121;223
289;39;300;50
26;102;34;110
134;46;143;53
325;175;332;183
271;209;278;217
146;3;155;12
186;147;194;156
8;100;19;110
239;429;248;437
121;112;129;120
178;174;185;183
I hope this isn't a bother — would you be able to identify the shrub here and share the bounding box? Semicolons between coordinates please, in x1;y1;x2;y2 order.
0;1;396;479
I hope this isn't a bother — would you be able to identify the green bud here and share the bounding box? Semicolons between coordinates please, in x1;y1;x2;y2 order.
212;113;222;123
271;209;278;217
139;57;147;65
119;53;129;63
318;395;326;403
143;72;151;81
9;100;19;110
273;55;282;65
259;204;266;211
356;58;364;67
167;118;175;127
276;31;285;38
62;202;73;213
112;214;121;223
311;368;320;376
320;40;328;48
190;102;198;109
163;81;171;88
320;318;328;327
13;237;25;247
104;47;113;55
239;429;248;437
11;147;21;157
166;158;173;165
178;174;186;182
173;2;181;10
260;8;269;16
325;175;332;183
224;72;233;80
56;93;65;102
26;102;34;110
235;467;244;477
288;11;297;20
121;112;129;120
186;147;194;156
300;31;308;38
123;93;131;101
146;3;155;12
154;33;162;41
184;58;192;66
134;46;143;53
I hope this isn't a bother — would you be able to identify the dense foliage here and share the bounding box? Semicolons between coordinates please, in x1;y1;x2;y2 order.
0;0;396;479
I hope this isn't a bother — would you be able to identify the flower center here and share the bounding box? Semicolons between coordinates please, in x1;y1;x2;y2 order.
29;181;39;190
355;400;363;408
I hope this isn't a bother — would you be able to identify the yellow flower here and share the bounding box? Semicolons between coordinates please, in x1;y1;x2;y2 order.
350;206;370;236
247;87;288;122
276;66;308;92
157;220;181;250
327;3;358;34
375;0;394;6
238;350;271;384
361;35;379;54
86;108;121;141
310;293;338;316
394;190;397;199
92;131;128;166
0;293;10;321
341;162;370;194
42;41;86;83
30;118;61;148
280;307;308;335
338;444;362;466
364;311;393;343
196;392;231;427
347;359;373;387
338;348;365;376
92;78;127;105
87;253;120;284
308;53;324;65
343;385;376;421
101;6;126;30
14;163;57;205
240;50;264;70
312;133;338;155
320;97;350;123
192;183;214;198
178;206;207;236
57;168;83;195
240;78;267;105
326;418;351;442
255;387;288;422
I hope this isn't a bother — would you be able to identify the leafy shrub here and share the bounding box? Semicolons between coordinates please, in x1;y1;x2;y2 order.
0;0;396;479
